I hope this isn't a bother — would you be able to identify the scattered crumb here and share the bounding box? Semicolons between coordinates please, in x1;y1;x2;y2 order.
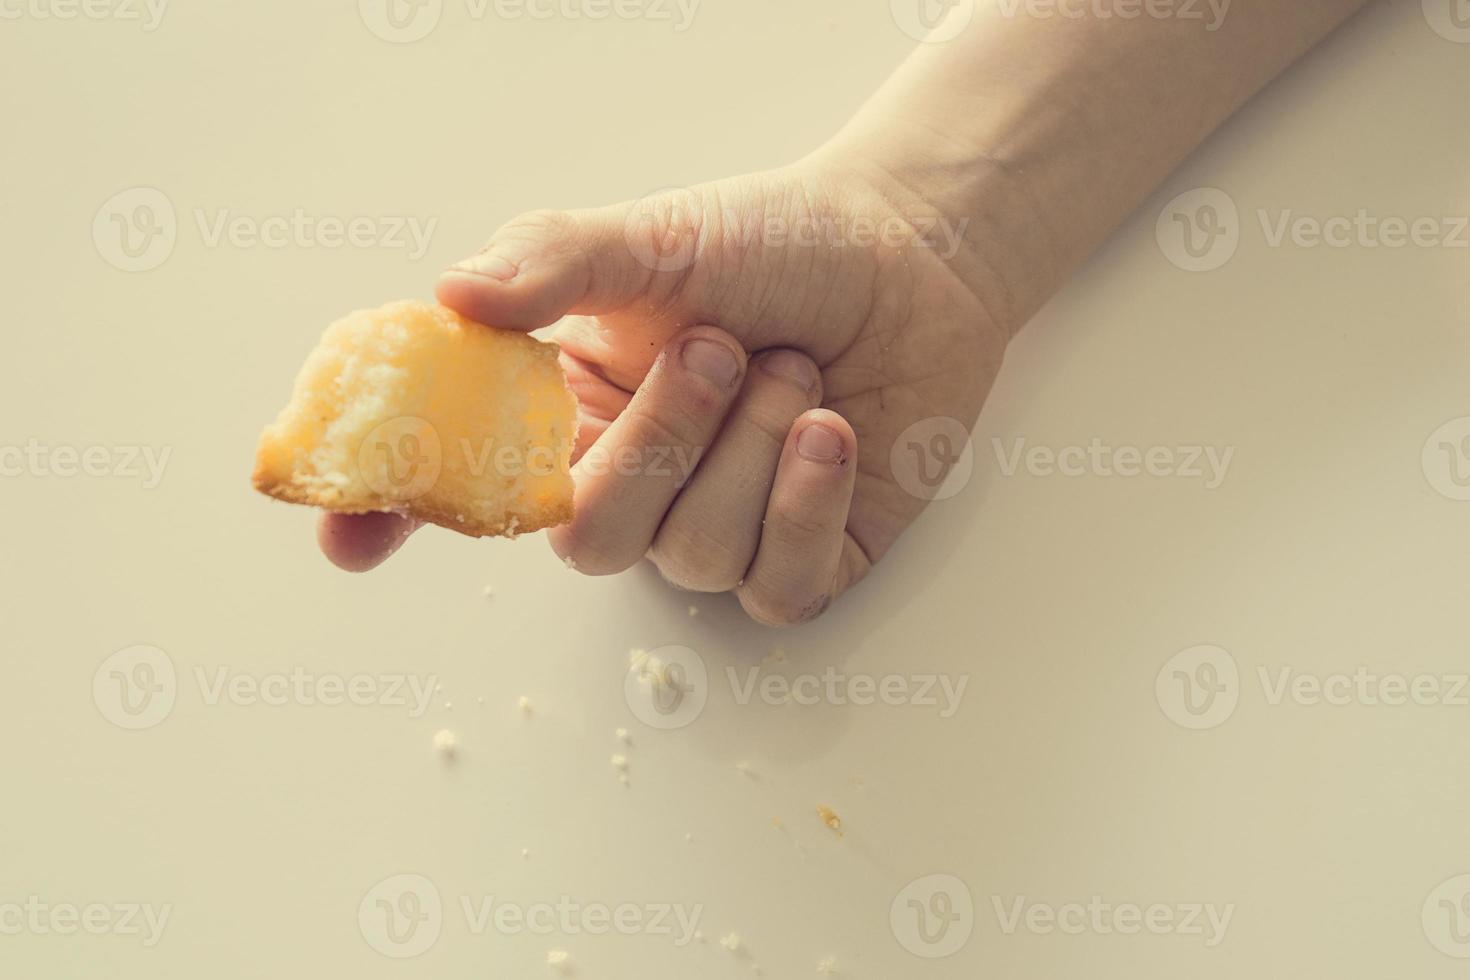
629;648;649;670
444;701;453;710
477;696;485;705
563;556;578;570
518;696;533;714
817;806;843;837
720;932;743;953
694;930;705;942
762;647;787;665
619;774;629;786
615;728;630;743
611;754;628;771
521;848;530;859
735;762;753;777
433;729;457;756
770;816;783;829
685;833;694;842
849;775;864;788
482;585;494;598
688;605;699;618
817;955;838;974
546;949;570;970
436;683;443;693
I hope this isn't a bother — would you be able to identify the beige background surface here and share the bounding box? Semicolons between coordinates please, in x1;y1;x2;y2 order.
3;0;1469;977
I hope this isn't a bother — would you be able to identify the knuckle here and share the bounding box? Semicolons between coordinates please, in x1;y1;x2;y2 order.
623;404;712;463
740;399;803;454
548;523;638;577
650;524;748;593
767;500;832;542
498;208;573;243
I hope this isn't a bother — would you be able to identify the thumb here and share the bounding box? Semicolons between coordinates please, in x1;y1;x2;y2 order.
435;189;706;331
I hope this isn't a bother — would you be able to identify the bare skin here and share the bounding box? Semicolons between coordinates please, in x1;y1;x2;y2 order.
320;0;1369;625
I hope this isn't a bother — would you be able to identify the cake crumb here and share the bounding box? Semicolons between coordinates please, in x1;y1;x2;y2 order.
615;727;630;743
546;949;570;970
817;956;838;974
720;932;743;953
444;701;453;710
433;729;457;756
685;833;694;842
518;696;533;714
611;754;628;771
688;605;699;617
563;556;578;570
694;930;705;942
735;762;753;777
482;585;495;598
817;805;843;836
521;848;530;859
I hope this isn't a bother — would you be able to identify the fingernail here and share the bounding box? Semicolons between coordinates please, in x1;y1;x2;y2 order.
681;338;740;388
452;251;518;281
759;350;818;394
797;423;845;464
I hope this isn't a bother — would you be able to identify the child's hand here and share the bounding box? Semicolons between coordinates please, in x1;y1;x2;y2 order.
320;160;1005;625
318;0;1368;625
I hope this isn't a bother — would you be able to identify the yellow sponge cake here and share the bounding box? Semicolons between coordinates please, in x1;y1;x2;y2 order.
253;300;577;537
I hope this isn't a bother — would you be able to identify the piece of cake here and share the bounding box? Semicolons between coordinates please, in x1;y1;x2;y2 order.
253;300;576;537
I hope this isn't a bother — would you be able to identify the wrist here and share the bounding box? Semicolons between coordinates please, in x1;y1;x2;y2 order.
804;125;1049;340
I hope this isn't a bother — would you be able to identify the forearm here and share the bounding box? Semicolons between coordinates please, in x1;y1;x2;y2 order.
817;0;1369;333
